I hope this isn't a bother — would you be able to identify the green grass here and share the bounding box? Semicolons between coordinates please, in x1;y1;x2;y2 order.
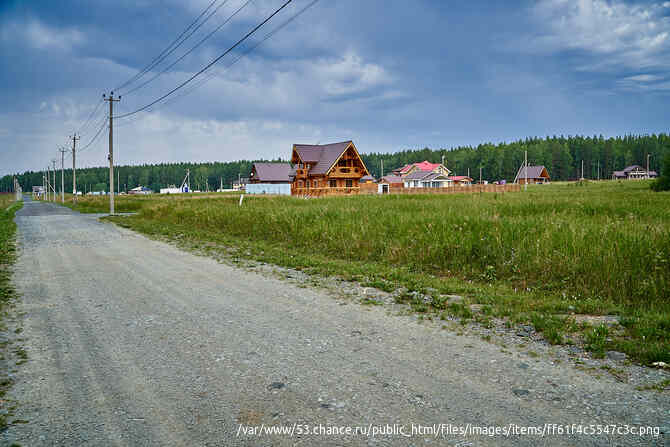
58;181;669;365
0;193;23;428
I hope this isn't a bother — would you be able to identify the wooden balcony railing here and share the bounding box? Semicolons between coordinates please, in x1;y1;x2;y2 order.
329;167;361;178
292;187;360;197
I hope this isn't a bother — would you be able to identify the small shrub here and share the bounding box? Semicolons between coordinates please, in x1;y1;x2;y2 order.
585;324;609;358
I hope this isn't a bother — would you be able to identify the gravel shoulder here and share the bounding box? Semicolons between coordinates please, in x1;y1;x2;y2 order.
3;199;669;446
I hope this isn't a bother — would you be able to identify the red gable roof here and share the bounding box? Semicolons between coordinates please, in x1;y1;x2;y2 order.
397;160;442;174
449;176;472;181
413;160;441;171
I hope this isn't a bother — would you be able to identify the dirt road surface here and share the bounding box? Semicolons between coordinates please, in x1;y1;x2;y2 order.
3;197;668;446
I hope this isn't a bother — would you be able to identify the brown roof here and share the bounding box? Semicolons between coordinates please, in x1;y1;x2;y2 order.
251;163;292;182
514;165;550;182
293;141;353;175
378;175;403;184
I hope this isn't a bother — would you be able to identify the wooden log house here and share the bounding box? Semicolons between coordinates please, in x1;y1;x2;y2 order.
290;141;370;196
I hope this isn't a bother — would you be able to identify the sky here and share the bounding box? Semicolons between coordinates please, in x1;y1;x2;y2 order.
1;0;670;177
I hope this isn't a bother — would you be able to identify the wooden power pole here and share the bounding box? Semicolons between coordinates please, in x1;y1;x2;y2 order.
51;159;57;201
59;147;67;203
104;92;120;214
71;133;79;203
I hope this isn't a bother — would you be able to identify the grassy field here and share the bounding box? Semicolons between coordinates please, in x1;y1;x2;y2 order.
0;193;23;430
62;182;670;364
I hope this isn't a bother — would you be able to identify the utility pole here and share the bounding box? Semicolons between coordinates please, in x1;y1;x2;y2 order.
71;133;79;203
381;159;384;178
103;92;120;214
524;151;528;191
647;153;651;179
479;166;482;185
581;159;584;181
59;147;67;203
51;159;57;201
597;160;600;181
118;169;120;195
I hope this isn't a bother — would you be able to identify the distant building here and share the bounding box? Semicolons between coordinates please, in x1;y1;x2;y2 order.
129;186;153;195
377;175;403;194
393;160;451;177
247;162;292;195
448;175;473;186
514;165;550;184
403;170;453;188
612;165;657;180
249;163;292;184
232;177;249;191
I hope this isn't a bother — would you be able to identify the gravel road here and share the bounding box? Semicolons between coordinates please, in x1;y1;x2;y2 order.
3;197;669;446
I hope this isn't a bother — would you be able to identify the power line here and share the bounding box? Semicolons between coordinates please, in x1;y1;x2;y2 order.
114;0;294;120
116;0;223;93
78;117;108;152
122;0;251;97
159;0;320;111
77;98;104;136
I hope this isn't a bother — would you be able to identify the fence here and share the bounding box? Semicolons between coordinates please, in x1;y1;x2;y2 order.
391;184;521;195
292;183;520;197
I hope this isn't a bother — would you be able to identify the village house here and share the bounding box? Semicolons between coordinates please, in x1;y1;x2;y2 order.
392;160;451;177
612;165;657;180
448;175;473;186
403;170;453;188
514;165;550;184
247;162;292;195
290;141;370;196
376;175;403;194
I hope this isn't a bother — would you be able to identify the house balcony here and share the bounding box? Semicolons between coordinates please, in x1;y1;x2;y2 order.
291;186;360;197
329;167;361;178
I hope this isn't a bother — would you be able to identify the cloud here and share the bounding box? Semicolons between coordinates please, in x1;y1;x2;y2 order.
622;74;664;82
530;0;670;70
1;19;85;52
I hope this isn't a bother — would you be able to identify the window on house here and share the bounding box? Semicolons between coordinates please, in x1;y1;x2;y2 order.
298;181;303;187
346;179;353;188
313;180;318;188
330;179;337;188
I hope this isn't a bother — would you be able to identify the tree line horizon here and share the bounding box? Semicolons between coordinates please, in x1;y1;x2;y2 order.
2;133;669;193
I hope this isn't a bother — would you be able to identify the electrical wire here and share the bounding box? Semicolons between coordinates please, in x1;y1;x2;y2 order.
114;0;294;119
115;0;219;92
157;0;320;111
77;98;104;136
116;0;228;94
122;0;252;97
78;117;108;153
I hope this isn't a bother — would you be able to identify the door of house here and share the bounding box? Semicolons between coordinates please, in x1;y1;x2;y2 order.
382;184;389;194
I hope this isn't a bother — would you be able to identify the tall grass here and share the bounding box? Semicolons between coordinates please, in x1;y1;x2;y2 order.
127;182;669;308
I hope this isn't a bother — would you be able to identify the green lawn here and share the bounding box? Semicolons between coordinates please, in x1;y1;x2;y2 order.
64;182;670;365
